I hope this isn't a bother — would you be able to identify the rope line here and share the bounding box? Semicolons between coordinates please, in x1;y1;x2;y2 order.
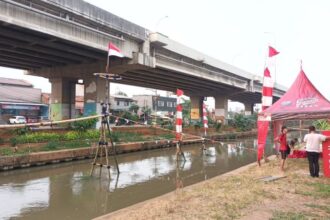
109;114;258;152
0;112;257;153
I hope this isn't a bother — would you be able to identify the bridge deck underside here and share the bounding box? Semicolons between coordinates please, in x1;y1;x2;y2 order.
0;22;106;70
0;22;281;104
115;68;271;104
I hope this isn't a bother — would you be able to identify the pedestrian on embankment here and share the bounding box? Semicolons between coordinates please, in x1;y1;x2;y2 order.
274;126;289;172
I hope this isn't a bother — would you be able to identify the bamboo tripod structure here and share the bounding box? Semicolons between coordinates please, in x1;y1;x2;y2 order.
90;59;121;177
90;108;120;177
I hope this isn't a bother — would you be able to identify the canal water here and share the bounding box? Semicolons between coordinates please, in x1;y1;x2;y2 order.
0;139;273;220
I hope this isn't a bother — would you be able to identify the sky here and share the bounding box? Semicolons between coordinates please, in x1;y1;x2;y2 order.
1;0;329;110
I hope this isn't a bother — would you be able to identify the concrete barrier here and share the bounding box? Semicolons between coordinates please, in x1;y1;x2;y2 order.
0;138;203;171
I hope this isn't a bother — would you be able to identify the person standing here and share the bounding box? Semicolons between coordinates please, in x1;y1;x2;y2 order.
275;126;289;171
304;126;329;177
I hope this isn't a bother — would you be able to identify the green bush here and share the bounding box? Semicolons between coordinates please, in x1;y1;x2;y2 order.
119;111;139;125
231;114;256;132
82;129;100;139
12;132;61;145
10;137;18;146
63;131;81;141
193;121;203;129
0;148;13;156
215;122;222;132
313;119;330;130
43;141;60;151
108;132;120;142
42;140;91;151
72;116;98;132
13;127;30;135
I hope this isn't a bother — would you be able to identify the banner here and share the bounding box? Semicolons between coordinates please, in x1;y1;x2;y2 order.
191;108;200;120
257;120;269;161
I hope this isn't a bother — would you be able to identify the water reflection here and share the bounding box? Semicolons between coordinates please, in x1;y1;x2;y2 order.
0;139;272;220
0;178;49;220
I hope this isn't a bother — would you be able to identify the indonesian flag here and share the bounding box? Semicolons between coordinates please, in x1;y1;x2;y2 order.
108;42;124;57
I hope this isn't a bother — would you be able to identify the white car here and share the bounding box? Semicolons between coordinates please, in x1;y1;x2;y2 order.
9;116;27;124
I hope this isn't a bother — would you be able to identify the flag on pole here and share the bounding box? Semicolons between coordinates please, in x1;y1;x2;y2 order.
257;45;279;161
269;46;279;57
176;89;184;140
108;42;124;57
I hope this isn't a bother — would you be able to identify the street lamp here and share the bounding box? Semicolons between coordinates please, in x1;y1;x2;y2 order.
154;16;169;33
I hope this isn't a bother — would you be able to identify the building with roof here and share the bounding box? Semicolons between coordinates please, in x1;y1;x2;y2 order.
110;95;136;113
133;95;176;117
0;77;48;124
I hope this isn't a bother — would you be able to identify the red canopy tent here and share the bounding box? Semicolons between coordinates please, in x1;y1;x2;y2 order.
264;70;330;120
257;69;330;161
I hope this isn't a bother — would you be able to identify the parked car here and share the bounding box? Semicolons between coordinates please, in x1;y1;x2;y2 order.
8;116;27;124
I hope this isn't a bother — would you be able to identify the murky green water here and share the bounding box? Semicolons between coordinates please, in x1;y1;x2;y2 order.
0;139;274;220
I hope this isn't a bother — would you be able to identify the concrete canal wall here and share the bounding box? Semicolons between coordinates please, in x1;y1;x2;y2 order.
0;138;203;171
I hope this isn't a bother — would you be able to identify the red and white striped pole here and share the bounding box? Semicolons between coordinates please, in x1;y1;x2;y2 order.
176;89;186;161
257;46;279;163
176;89;184;141
261;46;278;110
261;68;274;111
202;102;208;137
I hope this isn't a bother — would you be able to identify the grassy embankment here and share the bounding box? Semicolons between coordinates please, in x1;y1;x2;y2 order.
98;158;330;220
0;130;175;156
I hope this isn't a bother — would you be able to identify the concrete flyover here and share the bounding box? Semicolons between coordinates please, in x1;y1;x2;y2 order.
0;0;286;121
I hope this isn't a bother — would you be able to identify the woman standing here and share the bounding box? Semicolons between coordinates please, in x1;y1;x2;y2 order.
275;126;288;171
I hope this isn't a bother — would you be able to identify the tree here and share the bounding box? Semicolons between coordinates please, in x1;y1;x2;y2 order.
182;100;191;126
141;106;151;116
129;103;139;114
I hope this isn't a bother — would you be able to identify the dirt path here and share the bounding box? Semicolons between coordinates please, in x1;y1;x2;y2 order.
95;157;330;220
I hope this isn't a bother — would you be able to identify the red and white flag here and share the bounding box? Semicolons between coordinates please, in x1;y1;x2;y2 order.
108;42;124;57
176;89;184;140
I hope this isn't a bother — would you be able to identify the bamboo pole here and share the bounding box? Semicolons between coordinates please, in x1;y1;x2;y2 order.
0;115;101;129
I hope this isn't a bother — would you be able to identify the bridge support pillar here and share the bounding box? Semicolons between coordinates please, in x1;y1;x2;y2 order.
49;78;76;121
83;76;107;127
244;103;254;116
214;96;228;124
190;96;203;122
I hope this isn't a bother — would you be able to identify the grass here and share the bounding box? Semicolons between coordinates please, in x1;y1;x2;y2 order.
0;130;176;157
41;140;91;151
0;140;92;156
271;211;307;220
0;147;32;156
110;132;175;143
305;204;330;214
307;182;330;198
295;181;330;199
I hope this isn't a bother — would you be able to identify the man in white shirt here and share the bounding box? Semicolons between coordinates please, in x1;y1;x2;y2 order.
304;125;330;177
